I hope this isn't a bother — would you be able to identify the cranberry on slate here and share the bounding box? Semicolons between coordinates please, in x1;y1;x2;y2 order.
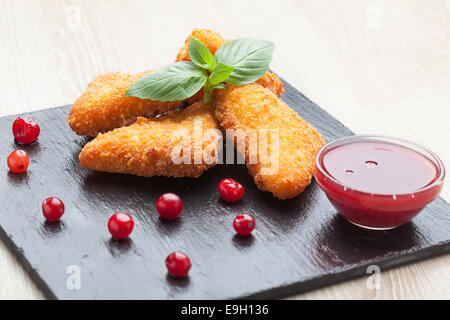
233;213;255;235
12;117;40;144
218;178;245;202
42;197;65;222
108;212;134;239
156;193;183;220
7;150;29;173
165;251;192;277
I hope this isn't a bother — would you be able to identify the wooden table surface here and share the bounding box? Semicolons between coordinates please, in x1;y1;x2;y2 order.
1;0;449;299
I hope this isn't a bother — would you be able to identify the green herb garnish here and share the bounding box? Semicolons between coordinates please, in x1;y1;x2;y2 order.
126;37;274;104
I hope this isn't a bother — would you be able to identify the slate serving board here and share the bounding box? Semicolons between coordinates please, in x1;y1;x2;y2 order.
0;78;449;300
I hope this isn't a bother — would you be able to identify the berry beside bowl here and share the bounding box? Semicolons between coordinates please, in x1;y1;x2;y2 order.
314;135;445;230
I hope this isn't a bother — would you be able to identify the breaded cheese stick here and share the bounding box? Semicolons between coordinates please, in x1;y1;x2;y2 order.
79;102;222;178
69;29;283;137
176;29;284;99
68;71;181;137
215;84;325;199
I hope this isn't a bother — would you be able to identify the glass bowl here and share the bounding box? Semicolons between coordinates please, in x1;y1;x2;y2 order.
314;135;445;230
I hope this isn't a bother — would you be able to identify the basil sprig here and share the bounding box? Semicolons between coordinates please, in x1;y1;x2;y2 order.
214;38;275;86
126;37;274;104
126;62;207;102
189;37;217;72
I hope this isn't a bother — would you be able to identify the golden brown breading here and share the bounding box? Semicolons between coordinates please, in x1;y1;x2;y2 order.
255;71;284;98
215;84;324;199
68;71;181;137
176;29;284;99
79;102;222;178
176;29;225;62
70;29;283;137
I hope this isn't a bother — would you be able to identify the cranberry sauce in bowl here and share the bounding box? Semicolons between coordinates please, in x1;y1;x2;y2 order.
314;135;445;230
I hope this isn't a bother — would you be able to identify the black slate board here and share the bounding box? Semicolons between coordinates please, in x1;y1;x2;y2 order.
0;79;449;300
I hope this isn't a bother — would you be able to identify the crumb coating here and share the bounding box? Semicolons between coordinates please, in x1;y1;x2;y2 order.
79;102;222;178
176;29;225;62
215;84;324;199
68;71;181;137
69;29;284;138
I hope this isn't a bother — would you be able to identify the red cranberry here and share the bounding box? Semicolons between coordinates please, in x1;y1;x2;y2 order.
218;178;245;202
108;212;134;239
165;252;192;277
156;193;183;220
233;213;255;235
7;150;29;173
12;117;40;144
42;197;65;222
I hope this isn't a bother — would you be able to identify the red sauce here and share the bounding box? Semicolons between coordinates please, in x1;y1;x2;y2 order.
315;137;444;230
323;142;437;194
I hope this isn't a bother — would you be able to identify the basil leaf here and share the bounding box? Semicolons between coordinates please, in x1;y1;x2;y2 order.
212;83;227;90
202;81;227;104
125;61;207;101
189;37;217;71
209;62;234;85
215;38;274;86
203;80;214;105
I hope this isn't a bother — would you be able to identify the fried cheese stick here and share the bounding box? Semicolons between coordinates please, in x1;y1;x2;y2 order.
68;71;182;137
69;29;284;138
215;84;325;199
79;102;222;178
